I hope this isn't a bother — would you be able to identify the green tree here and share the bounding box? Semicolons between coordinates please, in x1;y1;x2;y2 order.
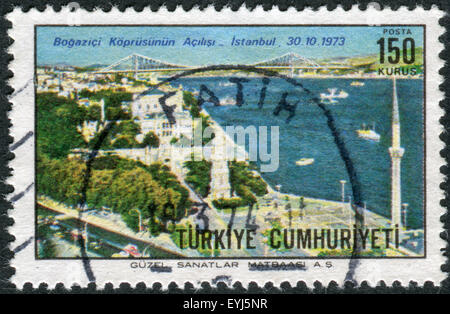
86;169;114;209
184;157;212;197
111;135;138;149
60;159;87;207
88;128;114;150
183;91;200;118
170;137;178;145
86;104;102;121
114;73;124;84
115;120;141;138
122;212;140;233
235;184;257;206
37;93;87;159
212;197;244;211
37;151;191;235
39;239;58;258
200;115;213;145
213;197;245;229
78;89;132;120
142;131;160;148
88;120;141;149
229;161;268;200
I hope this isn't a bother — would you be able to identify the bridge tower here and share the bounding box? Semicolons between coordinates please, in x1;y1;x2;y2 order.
388;77;404;229
132;54;138;80
288;53;294;78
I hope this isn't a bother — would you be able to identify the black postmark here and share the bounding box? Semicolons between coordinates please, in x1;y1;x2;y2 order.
55;64;365;283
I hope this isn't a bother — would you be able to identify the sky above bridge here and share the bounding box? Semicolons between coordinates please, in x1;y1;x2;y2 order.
37;26;424;67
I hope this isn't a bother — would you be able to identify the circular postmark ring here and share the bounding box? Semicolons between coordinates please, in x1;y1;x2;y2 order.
76;64;366;284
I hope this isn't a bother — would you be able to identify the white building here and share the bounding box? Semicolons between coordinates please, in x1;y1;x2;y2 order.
131;88;184;118
130;88;193;143
69;147;157;165
138;112;192;141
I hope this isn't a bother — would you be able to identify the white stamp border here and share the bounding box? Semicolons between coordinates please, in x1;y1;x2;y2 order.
6;6;447;288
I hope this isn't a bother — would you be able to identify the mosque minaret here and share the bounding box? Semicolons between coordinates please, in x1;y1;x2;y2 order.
210;133;231;200
388;77;405;229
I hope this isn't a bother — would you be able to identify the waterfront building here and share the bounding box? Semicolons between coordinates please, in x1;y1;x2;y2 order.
131;88;184;118
130;88;192;144
138;111;193;142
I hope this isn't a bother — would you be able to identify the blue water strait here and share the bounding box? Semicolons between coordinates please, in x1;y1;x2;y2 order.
175;77;424;229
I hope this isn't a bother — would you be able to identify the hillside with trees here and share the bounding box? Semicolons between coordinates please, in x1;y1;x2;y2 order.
184;157;212;198
212;161;268;227
36;92;191;233
37;154;190;233
37;92;87;159
78;88;132;120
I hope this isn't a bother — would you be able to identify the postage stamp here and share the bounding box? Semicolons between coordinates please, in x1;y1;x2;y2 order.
7;7;446;288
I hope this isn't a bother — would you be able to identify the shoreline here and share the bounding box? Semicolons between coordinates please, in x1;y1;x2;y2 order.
37;197;186;258
200;104;398;227
160;74;423;80
38;196;419;257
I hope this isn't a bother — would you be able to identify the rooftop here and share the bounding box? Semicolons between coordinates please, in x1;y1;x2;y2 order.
142;88;166;96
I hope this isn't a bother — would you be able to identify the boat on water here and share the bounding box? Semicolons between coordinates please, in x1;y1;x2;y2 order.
336;90;348;98
295;158;314;166
220;96;235;105
351;81;365;86
123;244;142;257
219;81;234;87
90;241;102;250
220;96;246;106
320;97;338;104
111;251;130;258
356;123;380;141
49;225;60;231
49;221;60;231
320;88;348;102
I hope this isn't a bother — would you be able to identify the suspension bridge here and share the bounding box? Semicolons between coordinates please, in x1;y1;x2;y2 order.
94;52;353;78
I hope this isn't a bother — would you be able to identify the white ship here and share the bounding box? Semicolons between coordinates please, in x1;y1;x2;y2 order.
336;90;348;98
356;123;380;141
220;96;235;106
295;158;314;166
351;81;365;86
320;88;348;102
219;82;234;87
123;244;142;257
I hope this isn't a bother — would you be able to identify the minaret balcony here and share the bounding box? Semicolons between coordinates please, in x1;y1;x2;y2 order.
389;147;405;158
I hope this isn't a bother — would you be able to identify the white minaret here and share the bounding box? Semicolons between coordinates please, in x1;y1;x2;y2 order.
100;98;106;123
388;78;404;229
210;133;231;200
